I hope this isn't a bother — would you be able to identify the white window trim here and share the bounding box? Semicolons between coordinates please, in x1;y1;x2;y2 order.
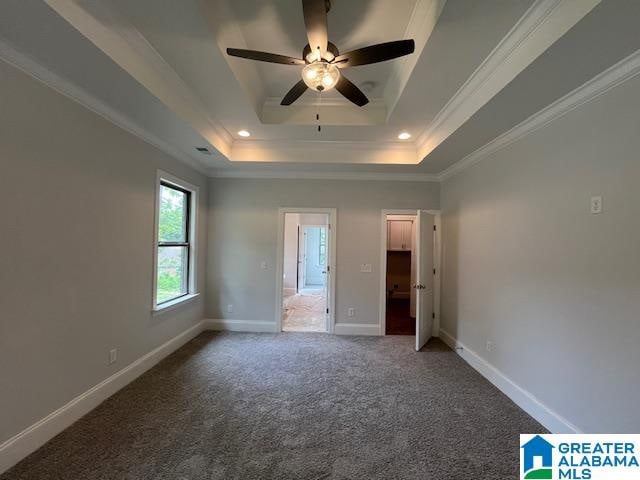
152;170;199;313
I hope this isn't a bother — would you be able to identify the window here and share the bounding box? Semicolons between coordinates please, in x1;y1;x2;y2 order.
318;227;327;266
154;173;197;309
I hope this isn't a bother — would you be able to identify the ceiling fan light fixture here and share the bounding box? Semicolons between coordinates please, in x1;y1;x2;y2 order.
302;61;340;92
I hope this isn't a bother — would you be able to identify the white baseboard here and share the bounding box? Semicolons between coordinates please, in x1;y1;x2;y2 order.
283;288;296;297
334;323;381;336
438;329;581;434
205;319;279;333
0;321;206;475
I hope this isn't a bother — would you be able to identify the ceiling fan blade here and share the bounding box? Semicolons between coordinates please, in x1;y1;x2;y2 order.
227;48;305;66
281;80;309;105
302;0;328;60
333;39;415;68
335;75;369;107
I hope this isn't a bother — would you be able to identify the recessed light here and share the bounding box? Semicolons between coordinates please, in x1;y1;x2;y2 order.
238;130;251;137
398;132;411;140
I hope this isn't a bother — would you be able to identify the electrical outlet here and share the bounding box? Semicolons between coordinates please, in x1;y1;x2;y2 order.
347;307;355;317
486;341;493;353
590;195;603;214
227;304;233;313
109;348;117;365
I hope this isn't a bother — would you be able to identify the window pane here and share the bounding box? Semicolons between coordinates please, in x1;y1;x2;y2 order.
318;228;327;266
157;246;188;304
159;184;187;243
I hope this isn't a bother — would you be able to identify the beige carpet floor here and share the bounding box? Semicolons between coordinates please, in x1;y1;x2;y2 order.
282;291;327;332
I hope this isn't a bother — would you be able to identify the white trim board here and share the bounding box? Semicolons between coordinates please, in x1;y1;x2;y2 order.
0;321;206;475
0;38;212;176
209;169;439;183
438;329;582;434
334;323;380;336
416;0;601;160
204;319;381;337
42;0;232;154
438;48;640;181
205;319;279;333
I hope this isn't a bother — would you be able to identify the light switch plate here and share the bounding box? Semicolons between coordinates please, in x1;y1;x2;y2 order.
360;264;372;273
347;307;355;317
590;196;603;214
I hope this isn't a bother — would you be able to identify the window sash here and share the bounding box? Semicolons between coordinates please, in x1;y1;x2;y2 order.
157;181;192;305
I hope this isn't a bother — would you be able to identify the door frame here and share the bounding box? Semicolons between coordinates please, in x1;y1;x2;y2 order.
379;209;441;337
276;208;337;333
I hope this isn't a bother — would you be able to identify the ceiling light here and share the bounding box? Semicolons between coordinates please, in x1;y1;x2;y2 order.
237;130;251;137
398;132;411;140
302;62;340;92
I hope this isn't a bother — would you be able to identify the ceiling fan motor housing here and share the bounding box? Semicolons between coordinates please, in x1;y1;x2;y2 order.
303;42;339;63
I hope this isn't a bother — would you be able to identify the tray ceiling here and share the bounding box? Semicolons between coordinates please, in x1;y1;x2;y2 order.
0;0;615;176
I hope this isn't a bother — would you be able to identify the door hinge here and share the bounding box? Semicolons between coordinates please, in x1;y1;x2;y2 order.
433;268;436;275
432;312;435;319
433;225;436;231
326;308;329;314
327;265;330;272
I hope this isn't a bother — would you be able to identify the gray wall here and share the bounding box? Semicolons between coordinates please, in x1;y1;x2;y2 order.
206;178;439;326
440;74;640;433
0;60;208;443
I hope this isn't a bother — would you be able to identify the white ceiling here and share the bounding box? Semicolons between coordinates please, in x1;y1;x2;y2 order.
2;0;629;178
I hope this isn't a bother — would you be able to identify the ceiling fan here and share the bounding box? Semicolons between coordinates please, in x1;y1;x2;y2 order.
226;0;415;107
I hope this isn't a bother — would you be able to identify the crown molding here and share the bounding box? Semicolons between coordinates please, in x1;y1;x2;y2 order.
231;138;417;151
229;137;420;165
438;48;640;181
383;0;446;116
210;169;439;182
416;0;601;160
43;0;233;154
0;36;212;176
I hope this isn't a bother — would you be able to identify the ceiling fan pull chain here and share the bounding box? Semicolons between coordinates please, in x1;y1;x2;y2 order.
317;91;322;133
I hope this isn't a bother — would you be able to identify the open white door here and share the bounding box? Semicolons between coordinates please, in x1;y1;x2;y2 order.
415;211;434;351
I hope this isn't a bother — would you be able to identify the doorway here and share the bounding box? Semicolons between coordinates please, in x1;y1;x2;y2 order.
384;215;416;335
380;210;440;350
277;210;336;333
